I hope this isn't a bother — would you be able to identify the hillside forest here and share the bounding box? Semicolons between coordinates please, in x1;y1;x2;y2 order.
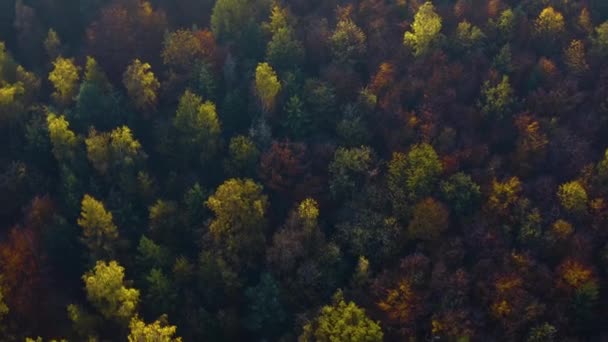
2;0;608;341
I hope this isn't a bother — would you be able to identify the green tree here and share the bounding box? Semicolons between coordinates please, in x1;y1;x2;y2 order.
408;197;449;241
388;143;442;203
128;315;182;342
329;146;374;199
558;181;588;214
136;236;171;271
47;113;78;162
74;57;120;130
255;62;281;113
330;18;366;64
44;28;62;59
300;290;383;342
479;75;515;119
48;57;80;106
592;22;608;58
265;5;304;70
123;59;160;113
210;0;250;42
284;95;312;139
206;179;269;266
455;21;485;50
145;269;176;314
77;194;119;260
440;172;481;215
403;1;443;56
173;90;221;161
527;323;557;342
244;273;286;338
223;135;260;177
83;260;139;323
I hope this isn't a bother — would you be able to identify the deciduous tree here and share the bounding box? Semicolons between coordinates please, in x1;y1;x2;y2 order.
206;179;269;266
48;57;80;106
77;194;119;260
403;2;443;56
255;62;281;113
83;260;139;323
123;59;160;113
300;290;383;341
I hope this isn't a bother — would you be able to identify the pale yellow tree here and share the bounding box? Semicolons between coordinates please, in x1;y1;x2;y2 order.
83;260;139;323
48;57;80;106
123;59;160;113
404;2;443;56
128;315;182;342
254;62;281;113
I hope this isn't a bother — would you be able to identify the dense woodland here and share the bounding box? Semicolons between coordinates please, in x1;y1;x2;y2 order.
1;0;608;340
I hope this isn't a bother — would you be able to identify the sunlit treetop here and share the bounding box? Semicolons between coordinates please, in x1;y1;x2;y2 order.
83;260;139;323
255;62;281;113
592;21;608;57
128;315;182;342
48;57;80;106
300;290;383;342
404;2;443;56
534;7;565;37
122;59;160;113
47;113;78;162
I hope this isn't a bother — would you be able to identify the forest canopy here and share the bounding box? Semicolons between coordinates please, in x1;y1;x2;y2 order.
1;0;608;341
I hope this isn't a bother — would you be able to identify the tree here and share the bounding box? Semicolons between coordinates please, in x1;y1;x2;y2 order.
144;269;176;314
123;59;160;113
403;2;443;56
330;18;366;64
255;62;281;113
206;179;269;266
527;323;557;342
48;57;80;106
83;260;139;323
44;28;61;59
440;172;481;216
564;40;589;74
223;135;260;177
161;29;204;72
388;143;442;203
479;75;515;119
85;129;111;175
74;57;120;130
265;5;304;70
244;273;286;338
329;146;374;199
455;21;485;50
408;197;449;241
86;126;145;180
592;22;608;58
85;0;167;79
377;279;421;326
534;7;565;38
210;0;251;42
77;194;119;260
173;90;221;161
300;290;383;342
488;177;522;216
110;126;145;169
558;181;588;215
128;315;182;342
47;113;78;162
